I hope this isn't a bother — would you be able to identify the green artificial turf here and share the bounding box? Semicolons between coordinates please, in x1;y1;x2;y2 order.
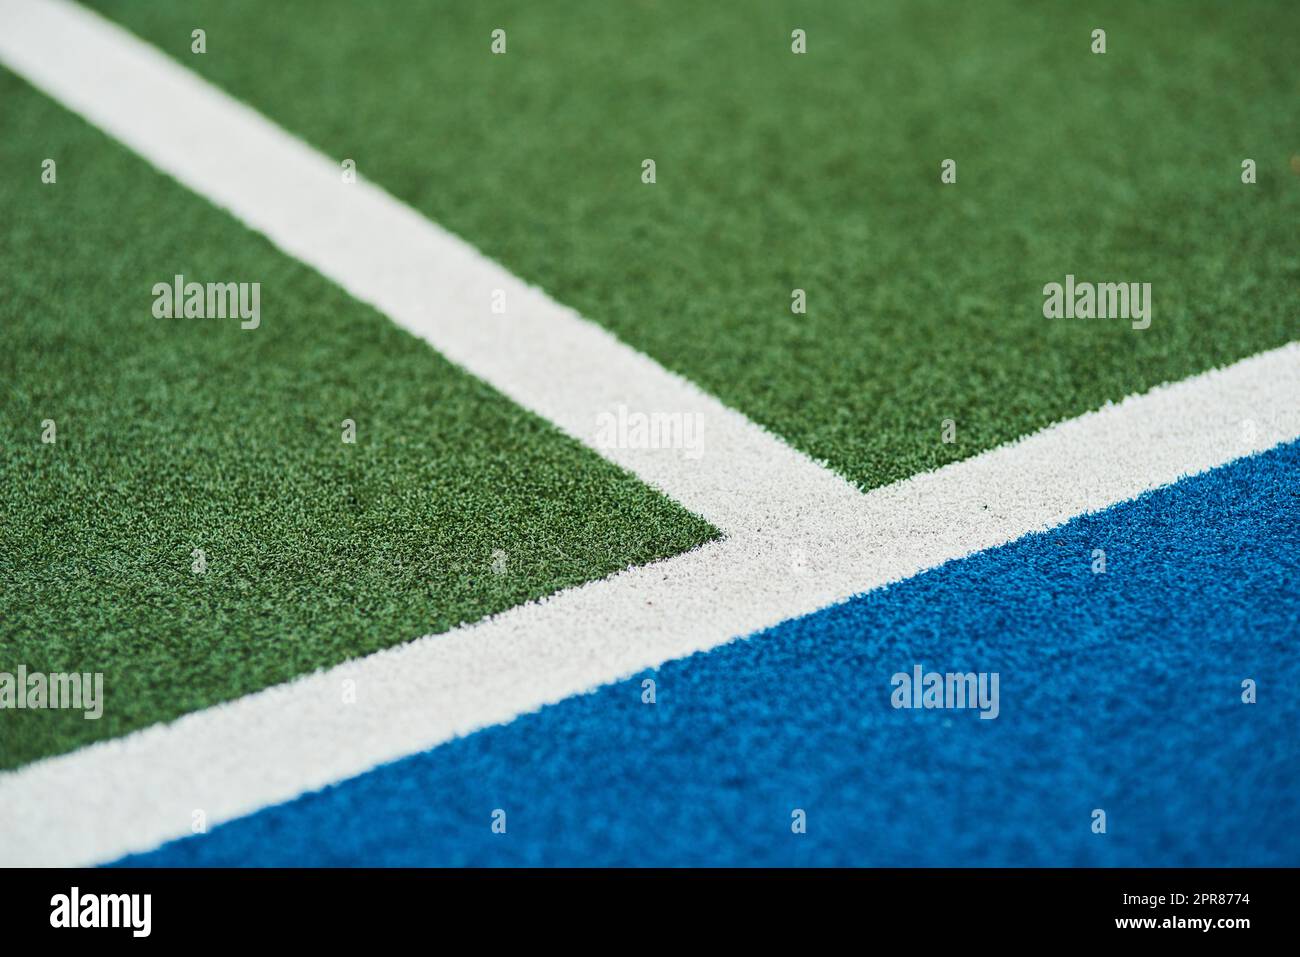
0;72;716;770
86;0;1300;490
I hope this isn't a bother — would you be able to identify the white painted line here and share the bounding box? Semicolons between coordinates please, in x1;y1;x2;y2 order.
4;342;1298;867
1;0;1299;867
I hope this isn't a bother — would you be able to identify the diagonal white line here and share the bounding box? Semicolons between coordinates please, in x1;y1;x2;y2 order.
0;0;860;539
1;0;1298;867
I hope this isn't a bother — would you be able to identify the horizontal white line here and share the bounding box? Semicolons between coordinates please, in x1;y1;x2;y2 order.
1;0;1297;867
5;341;1296;867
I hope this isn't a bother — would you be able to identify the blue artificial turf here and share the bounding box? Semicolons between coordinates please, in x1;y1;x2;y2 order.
118;441;1300;866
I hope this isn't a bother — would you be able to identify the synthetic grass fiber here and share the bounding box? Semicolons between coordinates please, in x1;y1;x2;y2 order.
88;0;1300;490
0;71;716;770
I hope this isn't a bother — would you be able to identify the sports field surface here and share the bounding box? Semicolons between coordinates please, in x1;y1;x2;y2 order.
0;0;1297;867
